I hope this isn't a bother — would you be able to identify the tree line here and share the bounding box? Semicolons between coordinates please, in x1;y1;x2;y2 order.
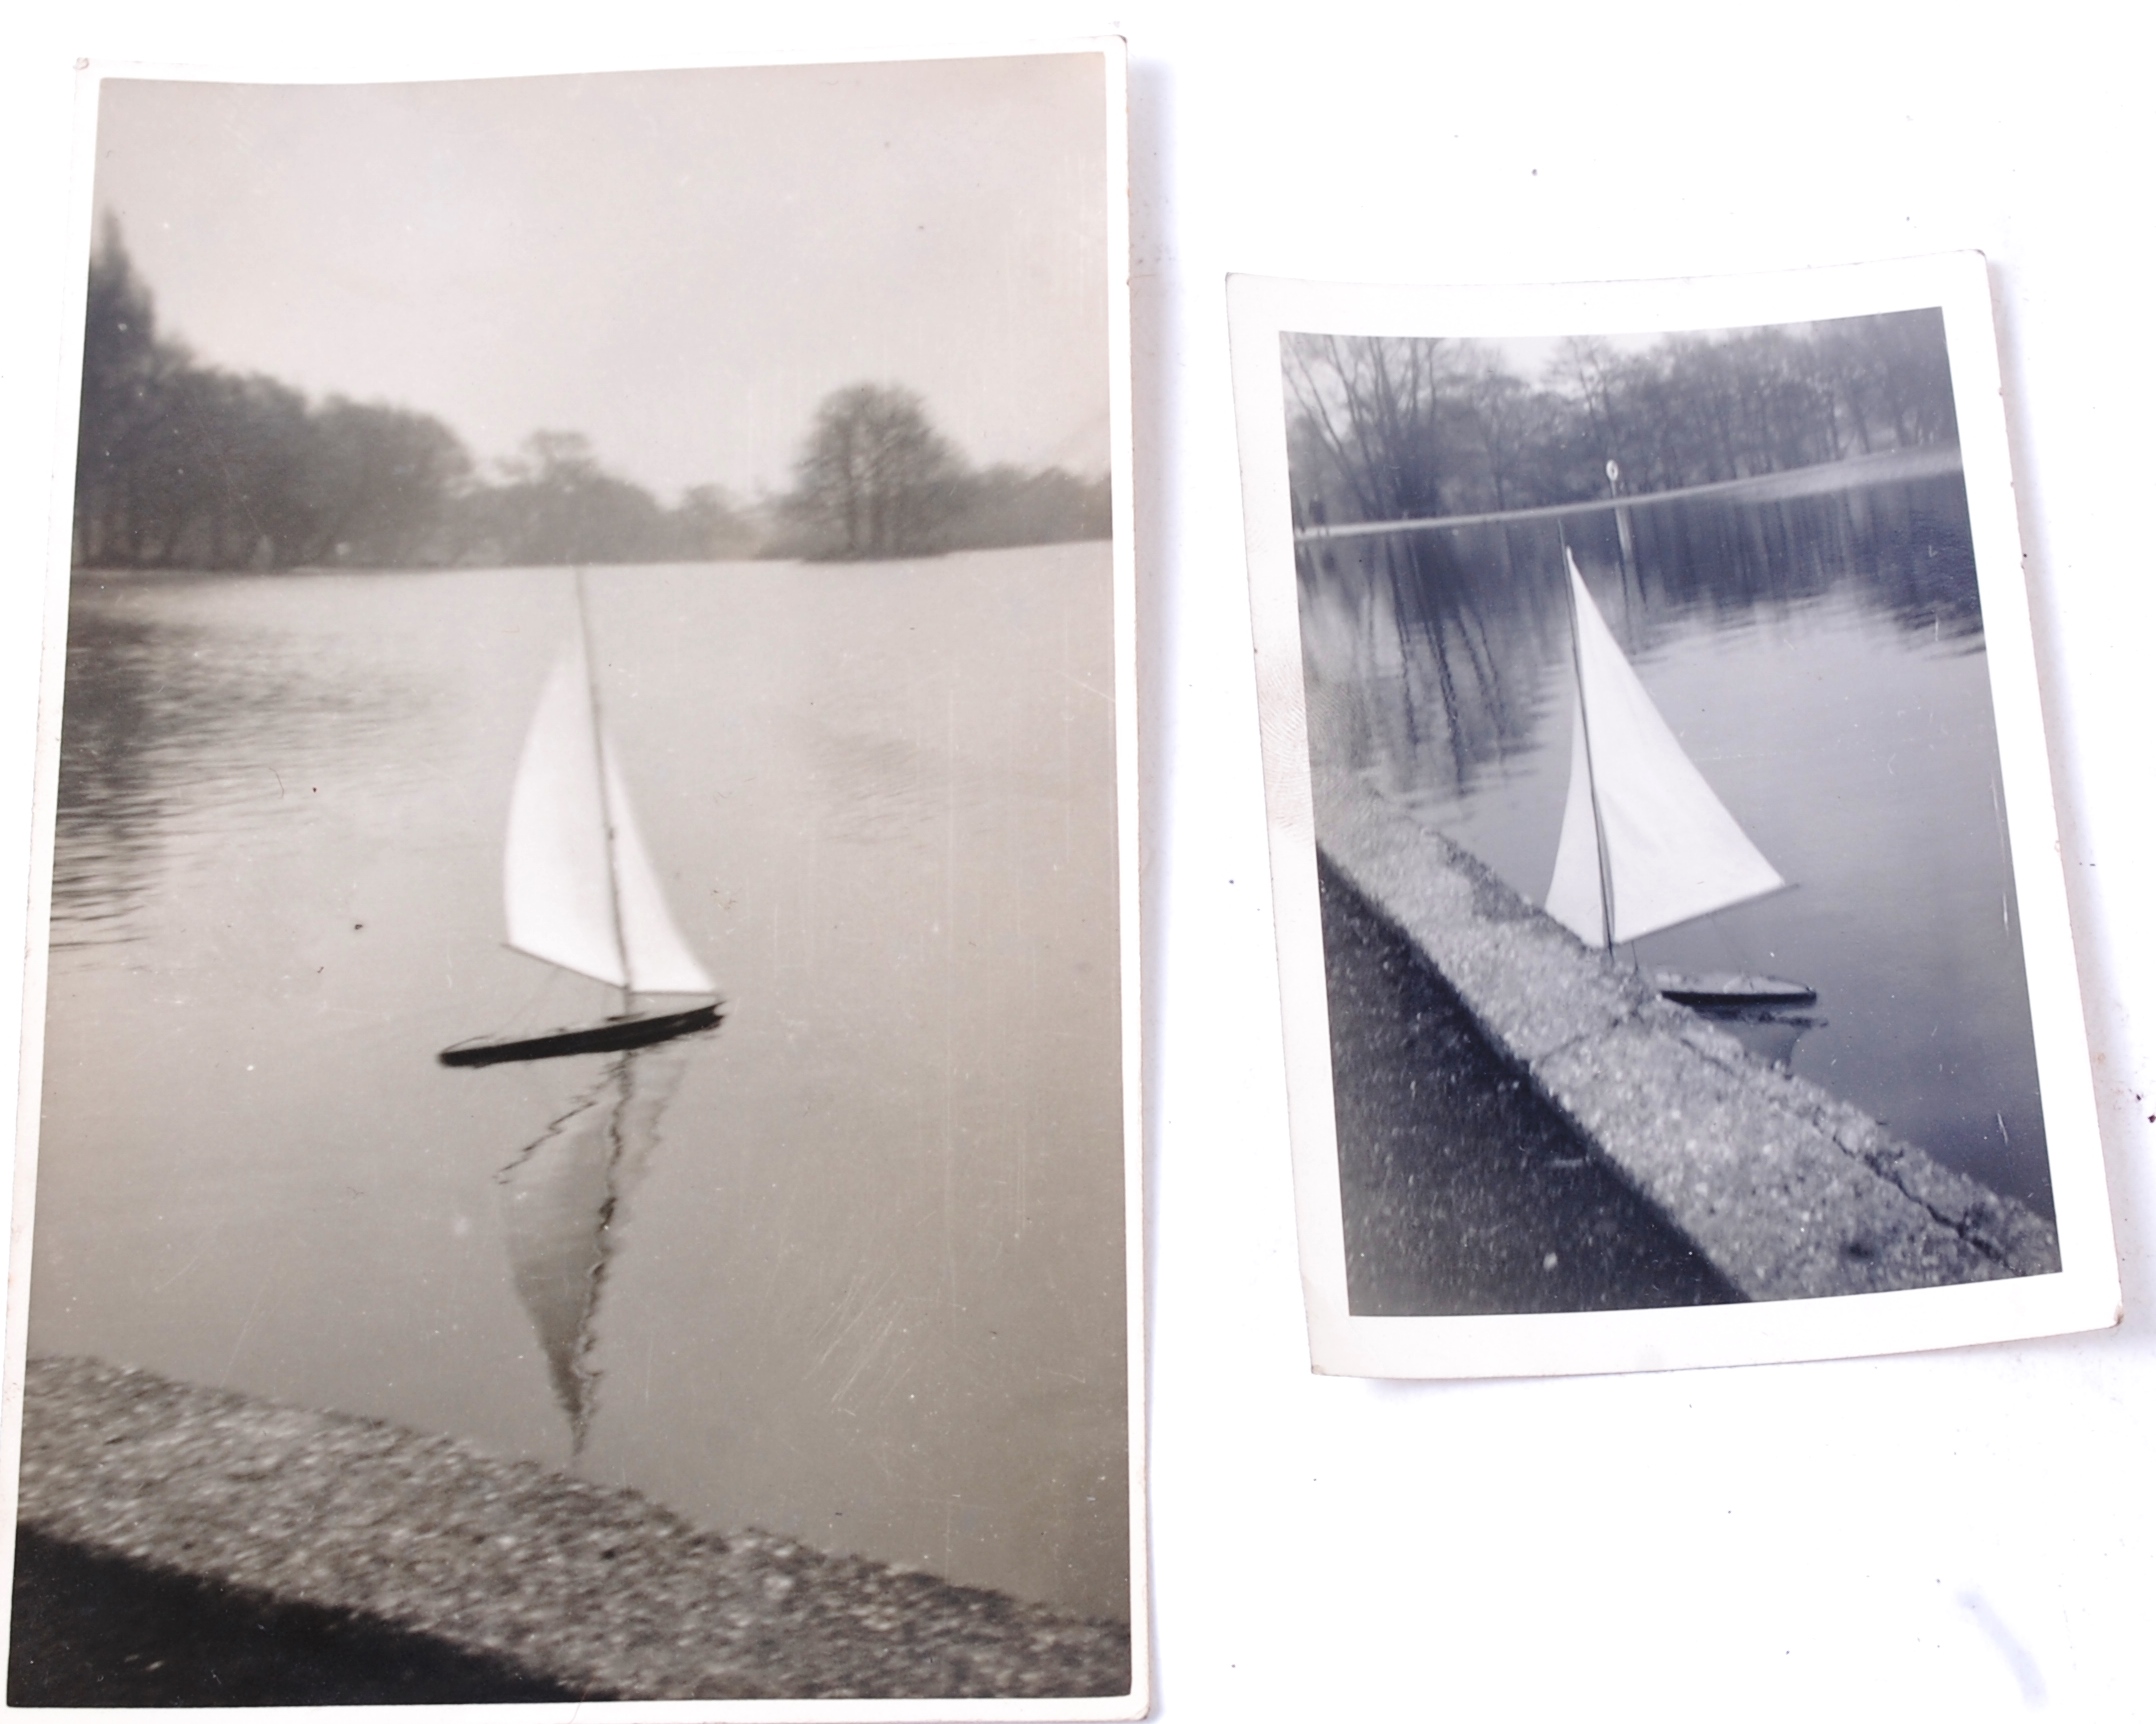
1283;311;1958;531
72;220;1108;572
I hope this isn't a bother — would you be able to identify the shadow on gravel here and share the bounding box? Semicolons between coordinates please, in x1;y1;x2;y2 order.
1319;854;1743;1316
10;1529;590;1707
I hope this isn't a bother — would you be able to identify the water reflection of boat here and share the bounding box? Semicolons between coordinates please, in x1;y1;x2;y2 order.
499;1040;691;1451
1545;546;1815;1015
440;569;722;1066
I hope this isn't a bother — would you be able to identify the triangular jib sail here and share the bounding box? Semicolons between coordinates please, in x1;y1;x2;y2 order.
502;615;715;996
1545;550;1785;948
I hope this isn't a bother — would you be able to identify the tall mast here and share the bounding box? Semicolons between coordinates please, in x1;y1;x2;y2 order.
1561;540;1619;953
573;566;635;1008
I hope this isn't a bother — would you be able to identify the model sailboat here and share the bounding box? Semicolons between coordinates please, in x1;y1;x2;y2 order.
1545;547;1814;1010
439;573;723;1067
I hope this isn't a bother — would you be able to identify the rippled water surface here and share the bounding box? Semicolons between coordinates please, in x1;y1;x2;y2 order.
32;549;1128;1617
1301;474;2051;1216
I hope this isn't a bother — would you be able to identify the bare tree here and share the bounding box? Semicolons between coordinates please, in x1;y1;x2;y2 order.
783;384;964;559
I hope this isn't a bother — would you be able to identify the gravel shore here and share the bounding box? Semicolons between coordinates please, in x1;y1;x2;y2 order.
12;1356;1133;1705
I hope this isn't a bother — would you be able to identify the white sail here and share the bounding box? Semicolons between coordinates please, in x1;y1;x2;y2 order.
503;629;715;995
600;732;716;994
1545;552;1785;947
505;636;621;986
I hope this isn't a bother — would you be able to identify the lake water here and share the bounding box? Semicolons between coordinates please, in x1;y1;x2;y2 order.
30;546;1129;1619
1299;472;2052;1218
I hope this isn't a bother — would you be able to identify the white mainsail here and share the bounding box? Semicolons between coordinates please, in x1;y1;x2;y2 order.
503;622;715;996
1545;550;1785;948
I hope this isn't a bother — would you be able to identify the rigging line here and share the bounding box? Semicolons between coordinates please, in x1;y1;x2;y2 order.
1561;536;1618;953
573;566;635;1007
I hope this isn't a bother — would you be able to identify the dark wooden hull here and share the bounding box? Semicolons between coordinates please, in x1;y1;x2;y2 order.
1653;971;1817;1011
439;1002;722;1068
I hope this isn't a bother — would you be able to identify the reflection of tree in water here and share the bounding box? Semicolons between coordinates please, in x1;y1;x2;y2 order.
496;1042;691;1455
1296;478;1984;806
1623;476;1984;639
1297;526;1563;802
52;603;181;947
52;586;430;946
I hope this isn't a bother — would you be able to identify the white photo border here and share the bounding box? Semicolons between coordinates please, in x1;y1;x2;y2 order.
1228;256;2120;1379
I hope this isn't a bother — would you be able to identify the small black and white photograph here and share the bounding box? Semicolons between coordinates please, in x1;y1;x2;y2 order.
7;48;1140;1712
1230;261;2117;1377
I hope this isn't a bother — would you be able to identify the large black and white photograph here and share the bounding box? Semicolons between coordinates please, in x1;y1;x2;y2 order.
1230;261;2117;1377
8;49;1140;1711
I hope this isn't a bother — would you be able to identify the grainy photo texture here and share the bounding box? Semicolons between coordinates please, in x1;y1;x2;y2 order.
11;52;1139;1713
1231;264;2116;1377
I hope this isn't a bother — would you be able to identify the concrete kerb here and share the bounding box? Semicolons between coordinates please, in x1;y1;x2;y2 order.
1312;775;2060;1302
14;1356;1132;1702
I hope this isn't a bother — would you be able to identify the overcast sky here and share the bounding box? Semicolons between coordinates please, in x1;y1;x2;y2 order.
93;56;1111;500
1480;331;1665;383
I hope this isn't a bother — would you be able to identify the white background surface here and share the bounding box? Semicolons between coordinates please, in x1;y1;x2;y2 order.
3;5;2151;1719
